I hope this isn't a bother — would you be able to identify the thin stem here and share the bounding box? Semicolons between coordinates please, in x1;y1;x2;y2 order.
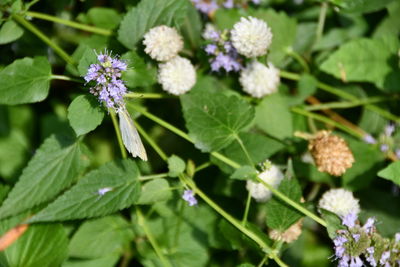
12;14;75;65
304;96;393;111
135;121;168;161
235;135;253;166
136;208;172;267
242;191;252;225
291;107;363;138
139;173;169;181
195;161;212;172
125;92;173;99
286;49;310;73
26;11;112;36
255;177;327;227
257;254;269;267
315;2;328;45
110;111;128;159
51;74;82;83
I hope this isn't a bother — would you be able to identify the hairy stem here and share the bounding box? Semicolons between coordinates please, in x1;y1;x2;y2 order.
135;121;168;161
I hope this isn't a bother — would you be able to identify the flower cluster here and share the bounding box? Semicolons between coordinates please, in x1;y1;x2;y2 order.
203;24;242;73
246;160;284;202
363;123;400;159
332;213;400;267
84;52;128;110
143;25;196;95
318;188;360;217
191;0;260;15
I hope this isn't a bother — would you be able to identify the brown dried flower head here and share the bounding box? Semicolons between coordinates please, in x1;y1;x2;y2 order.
269;219;303;243
308;130;354;176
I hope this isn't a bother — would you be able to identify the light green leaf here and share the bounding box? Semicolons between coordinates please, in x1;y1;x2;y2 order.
319;209;344;239
378;161;400;186
265;177;303;231
62;255;119;267
0;57;52;105
285;74;318;106
181;89;254;152
255;93;293;140
69;215;134;258
0;135;88;220
181;4;202;50
28;159;140;222
121;51;157;88
230;166;258;181
329;0;395;14
214;8;243;30
137;179;172;204
87;7;121;30
0;184;10;205
320;36;400;90
68;95;105;136
117;0;189;49
1;224;68;267
0;20;23;44
167;155;186;177
78;48;97;77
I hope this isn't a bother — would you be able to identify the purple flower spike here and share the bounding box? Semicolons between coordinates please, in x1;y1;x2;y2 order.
182;190;198;206
342;212;357;228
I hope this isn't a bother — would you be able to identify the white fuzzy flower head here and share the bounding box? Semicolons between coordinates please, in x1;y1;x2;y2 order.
231;16;273;58
143;25;183;61
246;161;284;202
158;56;196;95
318;188;360;217
239;61;280;98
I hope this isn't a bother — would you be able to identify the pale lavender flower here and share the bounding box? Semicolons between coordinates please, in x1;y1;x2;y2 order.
252;0;261;4
349;256;363;267
395;233;400;243
363;134;377;144
396;149;400;159
380;144;389;152
205;44;217;55
342;212;357;228
84;51;127;110
362;217;375;233
191;0;218;14
334;236;348;258
223;0;234;8
182;190;198;206
385;124;396;137
352;234;360;242
211;52;241;72
338;255;350;267
366;247;377;267
380;251;391;265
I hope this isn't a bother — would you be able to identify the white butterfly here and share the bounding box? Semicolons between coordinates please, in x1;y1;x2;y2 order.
118;107;148;161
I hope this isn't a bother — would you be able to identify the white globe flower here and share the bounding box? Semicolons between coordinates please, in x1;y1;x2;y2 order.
239;61;280;98
246;162;284;202
231;16;273;58
143;25;183;61
318;188;360;217
158;56;196;95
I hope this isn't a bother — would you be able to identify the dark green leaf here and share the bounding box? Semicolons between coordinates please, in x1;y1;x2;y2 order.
167;155;186;177
329;0;395;14
181;89;254;152
0;57;52;104
62;255;119;267
28;159;140;222
181;4;202;50
87;7;121;30
69;215;134;258
265;177;303;231
68;95;105;136
0;20;23;44
78;48;97;77
121;51;157;88
285;74;318;106
0;135;88;219
137;179;172;204
230;166;258;181
377;161;400;186
1;224;68;267
117;0;189;49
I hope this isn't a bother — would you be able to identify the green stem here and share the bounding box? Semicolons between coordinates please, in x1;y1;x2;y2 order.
286;49;310;73
242;191;252;225
26;11;112;36
315;2;328;45
110;111;128;159
139;173;169;181
195;161;212;172
51;74;82;83
255;176;327;227
257;254;269;267
12;14;75;65
125;92;173;99
304;96;394;111
291;107;362;138
136;208;172;267
135;121;168;161
235;135;253;166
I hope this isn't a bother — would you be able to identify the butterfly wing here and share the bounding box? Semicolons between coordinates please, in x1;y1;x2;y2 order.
118;108;148;161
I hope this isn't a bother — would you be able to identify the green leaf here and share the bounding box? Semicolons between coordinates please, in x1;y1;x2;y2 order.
251;9;297;66
181;89;254;152
319;209;345;239
0;20;23;44
0;57;52;104
0;135;88;219
68;95;105;136
377;161;400;186
78;48;97;77
230;166;258;181
28;159;140;222
87;7;121;30
167;155;186;177
214;8;243;30
255;93;293;140
1;224;68;267
121;51;157;88
117;0;189;49
320;36;400;90
63;255;119;267
181;4;202;50
265;177;303;231
285;74;318;106
137;179;172;204
329;0;395;14
69;215;134;258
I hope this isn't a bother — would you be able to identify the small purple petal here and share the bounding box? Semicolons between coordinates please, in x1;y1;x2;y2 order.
385;123;395;137
363;217;375;233
223;0;234;8
363;134;377;144
380;144;389;152
342;212;357;228
205;44;217;55
182;190;198;206
380;251;390;265
352;234;360;242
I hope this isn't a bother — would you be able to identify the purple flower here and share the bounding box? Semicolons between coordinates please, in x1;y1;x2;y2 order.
97;187;113;196
366;247;377;267
252;0;261;4
182;190;198;206
211;52;242;72
223;0;234;8
349;256;363;267
191;0;218;14
396;149;400;159
338;255;350;267
395;233;400;243
352;234;360;242
380;144;389;152
205;44;217;55
385;124;395;137
362;217;375;233
334;236;348;258
342;212;357;228
84;51;128;110
363;134;377;144
380;251;390;265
